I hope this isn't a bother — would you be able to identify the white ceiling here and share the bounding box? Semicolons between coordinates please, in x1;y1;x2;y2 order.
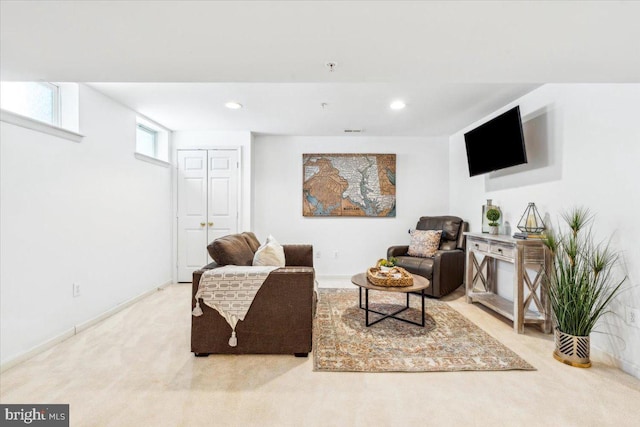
88;82;538;134
2;1;639;135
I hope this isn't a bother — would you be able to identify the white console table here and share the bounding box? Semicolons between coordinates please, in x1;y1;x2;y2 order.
464;232;552;334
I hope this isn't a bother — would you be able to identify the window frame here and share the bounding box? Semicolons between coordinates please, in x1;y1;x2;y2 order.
39;82;61;126
0;82;83;142
136;123;159;158
0;81;61;127
134;116;170;167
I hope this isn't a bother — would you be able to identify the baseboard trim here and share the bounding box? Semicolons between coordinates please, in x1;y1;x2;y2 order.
591;346;640;379
74;280;172;334
0;280;173;373
0;328;76;373
316;275;351;288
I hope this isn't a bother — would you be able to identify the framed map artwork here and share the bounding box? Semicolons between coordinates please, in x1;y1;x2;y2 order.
303;153;396;217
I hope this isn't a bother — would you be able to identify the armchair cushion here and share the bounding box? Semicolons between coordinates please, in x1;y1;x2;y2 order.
407;229;442;258
395;256;434;279
416;216;464;250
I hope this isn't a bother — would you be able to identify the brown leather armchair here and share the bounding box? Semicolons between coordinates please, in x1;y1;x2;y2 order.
387;216;468;298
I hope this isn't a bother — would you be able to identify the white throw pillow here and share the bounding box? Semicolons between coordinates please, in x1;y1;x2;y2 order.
252;234;286;267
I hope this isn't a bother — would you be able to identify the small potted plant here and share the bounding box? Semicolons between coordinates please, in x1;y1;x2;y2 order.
486;208;501;235
378;257;398;272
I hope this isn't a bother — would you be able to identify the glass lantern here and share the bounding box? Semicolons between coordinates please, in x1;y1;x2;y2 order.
517;202;546;234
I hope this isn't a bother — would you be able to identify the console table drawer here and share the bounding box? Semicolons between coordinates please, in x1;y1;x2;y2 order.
469;240;489;253
490;243;514;259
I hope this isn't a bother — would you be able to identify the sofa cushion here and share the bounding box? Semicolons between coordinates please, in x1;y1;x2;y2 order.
283;244;314;267
241;232;261;253
407;230;442;258
253;235;286;267
207;234;254;266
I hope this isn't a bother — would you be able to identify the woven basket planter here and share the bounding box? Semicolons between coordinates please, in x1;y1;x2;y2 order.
553;328;591;368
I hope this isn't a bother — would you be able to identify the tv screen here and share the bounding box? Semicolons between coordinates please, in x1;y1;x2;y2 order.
464;106;527;177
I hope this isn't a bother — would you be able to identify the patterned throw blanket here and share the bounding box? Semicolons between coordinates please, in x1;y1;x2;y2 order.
192;265;277;347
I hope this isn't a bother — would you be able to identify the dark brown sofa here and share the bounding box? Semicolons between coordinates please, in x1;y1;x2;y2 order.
387;216;468;298
191;232;315;357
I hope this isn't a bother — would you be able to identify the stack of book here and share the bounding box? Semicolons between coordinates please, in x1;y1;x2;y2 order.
527;233;546;239
512;232;546;240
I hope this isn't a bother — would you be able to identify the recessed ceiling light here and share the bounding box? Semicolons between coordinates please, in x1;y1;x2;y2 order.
225;102;243;110
390;100;406;110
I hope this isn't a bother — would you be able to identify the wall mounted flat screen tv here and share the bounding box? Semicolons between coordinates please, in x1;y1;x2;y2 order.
464;106;527;177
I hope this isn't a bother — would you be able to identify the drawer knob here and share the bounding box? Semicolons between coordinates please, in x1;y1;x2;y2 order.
498;248;503;253
475;244;479;248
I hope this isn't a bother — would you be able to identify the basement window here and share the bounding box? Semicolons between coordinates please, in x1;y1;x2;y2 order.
135;117;170;166
136;123;158;158
0;82;60;125
0;81;82;142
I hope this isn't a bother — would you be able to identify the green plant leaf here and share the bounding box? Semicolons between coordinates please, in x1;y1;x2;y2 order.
544;207;626;336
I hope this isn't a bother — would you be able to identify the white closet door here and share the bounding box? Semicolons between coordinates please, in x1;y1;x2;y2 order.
177;150;209;282
207;150;239;242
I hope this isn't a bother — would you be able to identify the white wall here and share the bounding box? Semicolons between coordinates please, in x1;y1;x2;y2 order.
0;84;173;366
449;84;640;378
173;130;253;232
253;135;450;278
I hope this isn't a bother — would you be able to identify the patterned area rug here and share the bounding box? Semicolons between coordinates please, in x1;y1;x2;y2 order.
314;289;535;372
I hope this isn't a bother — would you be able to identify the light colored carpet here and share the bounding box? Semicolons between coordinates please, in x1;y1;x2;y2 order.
314;289;534;372
2;283;640;426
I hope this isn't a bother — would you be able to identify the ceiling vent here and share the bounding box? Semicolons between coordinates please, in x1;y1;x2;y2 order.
344;129;363;133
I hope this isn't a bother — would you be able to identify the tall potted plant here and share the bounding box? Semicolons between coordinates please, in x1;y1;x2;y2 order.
543;207;626;368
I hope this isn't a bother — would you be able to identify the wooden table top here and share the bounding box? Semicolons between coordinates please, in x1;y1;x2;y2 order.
350;272;430;293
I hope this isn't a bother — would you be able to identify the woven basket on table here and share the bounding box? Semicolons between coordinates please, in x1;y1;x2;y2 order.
367;261;414;287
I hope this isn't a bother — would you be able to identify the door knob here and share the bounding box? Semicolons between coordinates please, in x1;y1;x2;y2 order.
208;222;214;227
200;222;206;227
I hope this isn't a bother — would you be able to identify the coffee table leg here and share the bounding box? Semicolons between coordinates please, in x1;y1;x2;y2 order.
421;289;425;327
406;292;410;308
365;288;370;326
359;287;363;309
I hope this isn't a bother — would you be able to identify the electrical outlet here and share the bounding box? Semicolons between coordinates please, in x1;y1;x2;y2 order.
627;306;640;328
73;283;81;298
316;251;321;259
333;251;339;259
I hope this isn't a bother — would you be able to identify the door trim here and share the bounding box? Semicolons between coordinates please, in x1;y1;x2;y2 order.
174;147;242;283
